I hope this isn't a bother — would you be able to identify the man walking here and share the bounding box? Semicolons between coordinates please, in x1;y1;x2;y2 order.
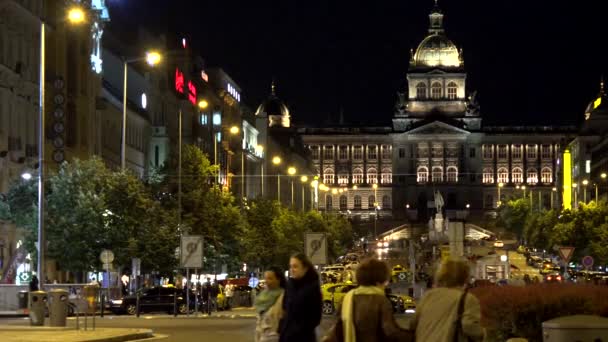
202;278;212;315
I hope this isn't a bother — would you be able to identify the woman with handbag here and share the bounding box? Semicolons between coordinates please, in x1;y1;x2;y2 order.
410;258;484;342
323;258;413;342
254;267;286;342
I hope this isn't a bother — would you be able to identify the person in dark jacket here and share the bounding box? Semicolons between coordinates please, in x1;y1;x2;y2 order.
279;253;322;342
29;275;39;292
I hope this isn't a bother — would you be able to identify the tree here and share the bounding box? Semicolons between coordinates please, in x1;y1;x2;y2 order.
498;198;530;238
243;199;282;269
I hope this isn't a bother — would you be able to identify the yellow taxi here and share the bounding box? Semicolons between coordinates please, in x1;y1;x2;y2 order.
391;265;411;282
321;282;358;315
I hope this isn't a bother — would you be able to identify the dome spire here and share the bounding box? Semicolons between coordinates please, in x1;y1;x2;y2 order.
271;78;277;96
429;0;444;34
601;75;605;95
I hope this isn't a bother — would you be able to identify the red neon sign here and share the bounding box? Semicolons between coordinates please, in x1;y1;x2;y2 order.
175;67;197;106
187;81;196;105
175;68;185;94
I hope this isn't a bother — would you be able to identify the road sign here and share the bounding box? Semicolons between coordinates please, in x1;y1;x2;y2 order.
558;246;575;263
305;233;327;265
18;272;31;282
582;255;594;269
180;235;203;268
100;249;114;264
248;277;259;288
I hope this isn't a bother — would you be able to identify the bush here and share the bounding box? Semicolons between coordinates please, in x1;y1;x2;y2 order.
470;284;608;341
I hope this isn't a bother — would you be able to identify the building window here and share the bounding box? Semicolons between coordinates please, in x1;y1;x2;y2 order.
497;167;509;184
482;168;494;184
447;166;458;182
512;167;523;184
541;167;552;183
154;145;160;166
469;148;476;158
368;195;376;209
339;195;347;211
381;168;392;184
497;145;508;160
353;145;363;160
338;174;349;185
323;168;335;185
200;114;208;125
447;82;457;99
367;145;377;160
482;145;493;159
398;148;406;159
416;83;427;99
541;145;551;159
352;168;363;184
354;195;362;209
432;167;443;182
311;146;320;160
324;146;334;160
367;168;378;184
326;195;333;210
512;145;522;160
381;145;391;160
339;145;348;160
525;168;536;184
382;195;391;209
431;82;442;99
417;167;429;183
527;145;537;159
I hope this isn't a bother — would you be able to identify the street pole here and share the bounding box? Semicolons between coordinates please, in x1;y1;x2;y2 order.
37;21;46;284
121;60;127;170
291;179;294;207
538;190;541;211
178;108;182;233
261;163;264;197
277;174;281;203
583;187;587;204
497;184;501;207
551;191;554;209
241;150;245;201
302;184;305;211
214;133;218;184
596;184;599;203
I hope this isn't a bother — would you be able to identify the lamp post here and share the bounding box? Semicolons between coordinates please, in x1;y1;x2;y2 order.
228;125;242;199
573;183;578;207
582;179;589;203
372;183;378;239
521;185;526;198
300;176;308;211
121;51;161;170
310;178;319;211
272;156;282;202
552;187;557;209
36;6;86;285
497;183;504;207
288;167;297;207
602;173;607;200
255;145;264;197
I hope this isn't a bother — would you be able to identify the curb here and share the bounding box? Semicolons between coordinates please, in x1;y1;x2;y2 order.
81;330;154;342
84;313;257;320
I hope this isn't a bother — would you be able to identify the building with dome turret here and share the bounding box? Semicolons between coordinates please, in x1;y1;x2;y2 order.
299;1;576;227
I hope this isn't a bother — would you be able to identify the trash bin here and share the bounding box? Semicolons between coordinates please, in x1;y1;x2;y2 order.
29;291;47;326
542;315;608;341
48;289;69;327
17;291;29;309
83;284;100;315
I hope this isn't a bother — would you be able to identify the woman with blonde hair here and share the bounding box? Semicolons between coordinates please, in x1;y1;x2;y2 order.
410;257;484;341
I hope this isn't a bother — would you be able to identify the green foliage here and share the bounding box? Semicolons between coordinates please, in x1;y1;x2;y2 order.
498;198;530;238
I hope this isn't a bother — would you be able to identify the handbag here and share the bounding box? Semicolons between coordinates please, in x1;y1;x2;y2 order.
453;288;472;342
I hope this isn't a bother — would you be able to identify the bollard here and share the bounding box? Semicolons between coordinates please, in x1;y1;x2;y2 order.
28;291;47;326
100;294;105;318
48;289;69;327
173;289;178;317
136;292;140;318
17;291;29;310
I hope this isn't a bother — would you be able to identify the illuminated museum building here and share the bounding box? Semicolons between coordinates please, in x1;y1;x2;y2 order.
299;4;576;221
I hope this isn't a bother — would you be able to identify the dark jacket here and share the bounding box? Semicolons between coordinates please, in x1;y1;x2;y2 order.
279;271;322;342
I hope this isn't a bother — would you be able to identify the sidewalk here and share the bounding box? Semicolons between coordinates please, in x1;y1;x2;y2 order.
92;307;258;320
0;326;155;342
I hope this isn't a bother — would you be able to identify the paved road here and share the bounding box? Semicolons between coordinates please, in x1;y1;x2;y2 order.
509;251;542;280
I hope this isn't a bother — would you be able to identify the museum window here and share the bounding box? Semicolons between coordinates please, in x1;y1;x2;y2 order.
431;82;442;99
367;168;378;184
398;147;406;159
352;168;363;184
338;173;349;185
381;168;392;184
381;145;391;160
353;145;363;160
382;195;391;209
527;168;538;184
339;195;347;211
311;146;320;160
367;145;377;160
447;82;457;99
541;167;552;183
417;167;428;183
497;145;508;160
541;145;551;159
324;145;334;160
482;145;493;159
339;145;348;160
432;167;443;182
323;169;334;185
326;195;333;210
416;83;427;99
447;166;458;182
512;167;523;184
368;195;376;209
497;167;509;183
354;195;362;210
512;145;522;160
482;168;494;184
527;145;537;159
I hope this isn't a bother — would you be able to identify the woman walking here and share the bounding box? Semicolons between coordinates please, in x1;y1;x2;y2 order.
254;267;286;342
411;258;484;342
279;253;322;342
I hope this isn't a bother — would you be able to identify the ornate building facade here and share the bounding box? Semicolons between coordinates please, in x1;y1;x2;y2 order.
301;3;575;223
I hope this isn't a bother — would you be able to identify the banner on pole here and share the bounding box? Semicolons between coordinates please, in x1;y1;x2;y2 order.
180;235;203;268
305;233;327;265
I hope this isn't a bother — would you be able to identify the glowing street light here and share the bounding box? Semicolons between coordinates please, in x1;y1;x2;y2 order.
272;156;281;165
287;167;297;175
198;99;209;109
230;126;240;135
300;176;308;183
145;51;162;66
353;185;358;190
21;172;32;181
67;7;86;24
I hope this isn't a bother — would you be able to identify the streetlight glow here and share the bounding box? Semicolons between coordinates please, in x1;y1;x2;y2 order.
21;172;32;180
353;185;358;190
301;176;308;183
372;184;378;189
602;173;607;179
498;183;504;188
272;156;281;165
198;99;209;109
583;179;589;186
332;188;338;194
230;126;239;135
145;51;162;66
67;7;86;24
287;167;296;175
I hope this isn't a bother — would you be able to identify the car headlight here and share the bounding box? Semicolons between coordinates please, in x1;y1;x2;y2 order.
111;299;123;305
403;297;413;303
398;298;404;303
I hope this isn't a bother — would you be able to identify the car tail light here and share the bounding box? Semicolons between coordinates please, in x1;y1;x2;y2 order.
547;276;552;281
557;276;562;281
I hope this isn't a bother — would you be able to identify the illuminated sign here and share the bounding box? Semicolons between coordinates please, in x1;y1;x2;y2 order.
188;81;197;105
212;113;222;126
227;83;241;102
182;38;187;49
563;149;572;210
175;67;197;106
175;68;185;94
201;70;209;82
586;160;591;173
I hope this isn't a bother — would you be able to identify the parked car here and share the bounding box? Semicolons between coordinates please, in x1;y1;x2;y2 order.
391;265;411;282
386;293;416;313
109;285;194;315
544;273;563;283
540;266;561;275
321;283;358;315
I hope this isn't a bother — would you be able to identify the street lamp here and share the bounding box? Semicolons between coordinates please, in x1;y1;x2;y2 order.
288;167;297;207
36;5;87;285
602;173;607;200
582;179;589;203
552;187;557;209
21;172;32;181
300;176;308;211
256;145;264;196
229;126;243;200
272;157;282;202
198;99;209;110
573;183;578;207
230;126;240;135
521;185;526;198
310;178;319;211
353;185;358;190
497;183;504;207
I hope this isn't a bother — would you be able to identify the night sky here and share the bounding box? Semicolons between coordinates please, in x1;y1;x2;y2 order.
107;0;608;127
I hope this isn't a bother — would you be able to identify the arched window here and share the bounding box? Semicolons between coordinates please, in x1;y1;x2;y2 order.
541;167;552;183
337;173;349;185
431;82;442;99
417;166;428;183
325;195;333;210
352;168;363;184
382;195;391;209
339;195;347;210
447;82;457;99
368;195;376;209
497;167;509;184
527;168;538;184
381;168;392;184
447;166;458;182
367;168;377;184
416;83;427;99
432;167;443;182
354;195;362;209
512;167;523;184
323;168;334;185
482;168;494;184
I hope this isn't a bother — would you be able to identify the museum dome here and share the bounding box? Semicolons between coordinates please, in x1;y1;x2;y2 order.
584;79;608;120
255;81;291;127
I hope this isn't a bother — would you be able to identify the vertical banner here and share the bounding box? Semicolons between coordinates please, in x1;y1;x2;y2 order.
305;233;327;265
180;236;204;268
